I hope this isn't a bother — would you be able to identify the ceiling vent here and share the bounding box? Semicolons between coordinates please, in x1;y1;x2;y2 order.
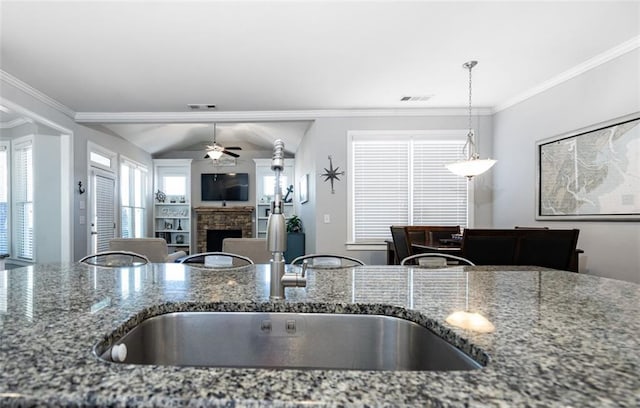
400;96;432;102
188;104;217;110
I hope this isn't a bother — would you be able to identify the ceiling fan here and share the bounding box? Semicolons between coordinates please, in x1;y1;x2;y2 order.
204;123;242;159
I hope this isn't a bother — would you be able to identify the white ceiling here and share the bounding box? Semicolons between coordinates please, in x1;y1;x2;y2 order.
1;1;639;155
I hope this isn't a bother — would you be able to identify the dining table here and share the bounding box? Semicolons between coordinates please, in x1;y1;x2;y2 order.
412;238;463;255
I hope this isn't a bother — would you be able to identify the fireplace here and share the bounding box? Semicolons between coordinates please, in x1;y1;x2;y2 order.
206;229;242;252
194;206;254;253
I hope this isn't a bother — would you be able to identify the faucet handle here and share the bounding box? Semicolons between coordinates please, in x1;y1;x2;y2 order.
301;260;308;277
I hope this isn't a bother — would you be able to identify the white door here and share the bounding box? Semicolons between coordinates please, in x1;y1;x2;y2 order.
89;168;116;253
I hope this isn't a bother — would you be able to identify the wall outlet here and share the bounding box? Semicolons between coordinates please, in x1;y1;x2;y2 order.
323;214;330;223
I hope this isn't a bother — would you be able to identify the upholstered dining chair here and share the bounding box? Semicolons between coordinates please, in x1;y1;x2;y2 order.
514;229;580;271
461;230;519;265
178;251;254;268
80;251;150;267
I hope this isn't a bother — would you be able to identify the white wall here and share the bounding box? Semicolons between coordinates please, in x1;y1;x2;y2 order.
296;114;494;265
493;49;640;283
33;131;62;263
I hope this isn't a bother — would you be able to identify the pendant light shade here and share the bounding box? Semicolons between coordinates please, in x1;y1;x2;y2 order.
446;60;496;178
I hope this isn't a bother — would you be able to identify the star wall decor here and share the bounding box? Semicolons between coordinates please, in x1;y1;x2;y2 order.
321;155;345;194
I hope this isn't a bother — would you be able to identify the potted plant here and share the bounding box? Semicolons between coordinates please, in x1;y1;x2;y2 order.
285;215;305;262
286;215;303;233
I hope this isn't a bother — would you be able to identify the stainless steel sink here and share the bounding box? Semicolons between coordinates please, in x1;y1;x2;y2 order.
97;312;481;371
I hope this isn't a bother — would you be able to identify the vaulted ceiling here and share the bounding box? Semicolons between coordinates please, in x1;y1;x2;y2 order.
1;1;638;155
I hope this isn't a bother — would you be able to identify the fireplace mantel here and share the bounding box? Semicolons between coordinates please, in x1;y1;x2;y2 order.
194;206;255;214
194;206;254;253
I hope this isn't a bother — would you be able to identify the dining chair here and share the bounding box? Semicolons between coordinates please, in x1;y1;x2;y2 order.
515;229;580;271
461;229;519;265
290;254;365;268
390;226;412;264
400;253;475;267
79;251;150;267
178;251;254;268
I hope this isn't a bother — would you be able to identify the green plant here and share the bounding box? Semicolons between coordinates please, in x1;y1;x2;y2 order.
286;215;303;233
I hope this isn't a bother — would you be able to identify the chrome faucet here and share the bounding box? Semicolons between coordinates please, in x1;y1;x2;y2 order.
267;140;306;300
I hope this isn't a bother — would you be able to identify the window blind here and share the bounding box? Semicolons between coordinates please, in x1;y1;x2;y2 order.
13;140;33;260
95;173;115;252
412;140;468;225
0;145;8;254
350;132;467;244
352;140;409;242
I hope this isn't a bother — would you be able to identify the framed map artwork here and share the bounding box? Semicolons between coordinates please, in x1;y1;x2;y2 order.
536;113;640;220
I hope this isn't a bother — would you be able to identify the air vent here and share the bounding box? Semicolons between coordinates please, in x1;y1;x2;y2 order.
400;96;432;102
188;104;217;110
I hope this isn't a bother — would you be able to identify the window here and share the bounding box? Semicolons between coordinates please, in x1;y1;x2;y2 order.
120;158;147;238
0;142;8;254
89;142;117;172
162;176;186;196
90;151;113;169
262;175;289;197
348;131;469;245
12;138;33;260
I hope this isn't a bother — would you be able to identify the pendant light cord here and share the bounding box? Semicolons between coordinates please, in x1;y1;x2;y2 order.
462;61;478;161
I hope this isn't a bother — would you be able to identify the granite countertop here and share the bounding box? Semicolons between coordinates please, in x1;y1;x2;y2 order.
0;263;638;407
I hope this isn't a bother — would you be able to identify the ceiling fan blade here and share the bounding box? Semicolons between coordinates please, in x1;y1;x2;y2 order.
223;150;240;158
204;153;211;159
225;146;242;150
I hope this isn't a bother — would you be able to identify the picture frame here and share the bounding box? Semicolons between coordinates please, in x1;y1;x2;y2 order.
299;174;309;204
536;113;640;220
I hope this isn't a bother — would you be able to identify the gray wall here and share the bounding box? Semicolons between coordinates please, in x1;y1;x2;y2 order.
296;114;494;265
493;49;640;283
1;77;153;261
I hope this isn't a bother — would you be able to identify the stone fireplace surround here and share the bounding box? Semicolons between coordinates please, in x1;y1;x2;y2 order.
194;206;254;254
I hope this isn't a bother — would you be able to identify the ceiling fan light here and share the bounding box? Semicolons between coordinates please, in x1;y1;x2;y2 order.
446;158;496;178
207;150;224;160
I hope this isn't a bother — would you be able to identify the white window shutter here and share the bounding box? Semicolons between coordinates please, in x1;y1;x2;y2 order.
13;141;34;260
0;145;8;254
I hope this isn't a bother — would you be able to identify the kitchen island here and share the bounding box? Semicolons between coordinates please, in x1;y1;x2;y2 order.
0;263;638;407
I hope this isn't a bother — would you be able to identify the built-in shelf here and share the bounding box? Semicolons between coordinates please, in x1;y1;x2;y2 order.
153;159;192;254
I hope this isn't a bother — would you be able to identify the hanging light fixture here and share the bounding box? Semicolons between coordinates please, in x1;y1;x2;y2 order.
446;60;496;178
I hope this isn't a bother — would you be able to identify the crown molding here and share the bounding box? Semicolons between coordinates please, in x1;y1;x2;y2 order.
494;35;640;113
0;70;76;119
0;117;32;129
74;107;493;123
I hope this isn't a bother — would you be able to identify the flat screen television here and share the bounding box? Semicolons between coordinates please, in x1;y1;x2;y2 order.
201;173;249;201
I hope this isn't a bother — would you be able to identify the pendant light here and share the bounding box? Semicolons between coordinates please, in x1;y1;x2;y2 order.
446;60;496;178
